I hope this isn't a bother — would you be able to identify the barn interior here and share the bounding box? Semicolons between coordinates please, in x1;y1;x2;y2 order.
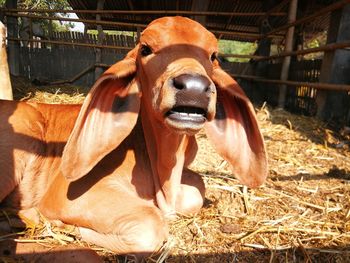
0;1;350;262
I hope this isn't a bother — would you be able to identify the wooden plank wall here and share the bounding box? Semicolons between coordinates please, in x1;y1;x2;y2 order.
19;31;135;86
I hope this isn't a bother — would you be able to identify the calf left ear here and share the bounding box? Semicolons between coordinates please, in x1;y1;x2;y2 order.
61;48;140;182
205;66;268;188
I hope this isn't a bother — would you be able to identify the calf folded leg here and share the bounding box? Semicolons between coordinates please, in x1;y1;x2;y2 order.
39;178;168;256
176;168;205;215
79;205;168;256
79;206;168;256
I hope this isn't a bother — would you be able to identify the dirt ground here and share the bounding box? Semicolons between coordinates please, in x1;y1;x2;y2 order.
1;77;350;262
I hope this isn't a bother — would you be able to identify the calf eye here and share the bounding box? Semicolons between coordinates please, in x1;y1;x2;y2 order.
210;52;217;62
140;45;152;57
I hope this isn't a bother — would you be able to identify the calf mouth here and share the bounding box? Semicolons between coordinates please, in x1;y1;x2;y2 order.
165;105;208;134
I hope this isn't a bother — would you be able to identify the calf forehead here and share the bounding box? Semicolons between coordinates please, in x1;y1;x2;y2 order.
141;16;217;50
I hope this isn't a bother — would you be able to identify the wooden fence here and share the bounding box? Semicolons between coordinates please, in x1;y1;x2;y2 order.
13;29;348;123
18;36;330;118
224;59;325;117
286;60;322;115
17;31;346;121
19;31;135;86
4;3;350;126
51;31;135;51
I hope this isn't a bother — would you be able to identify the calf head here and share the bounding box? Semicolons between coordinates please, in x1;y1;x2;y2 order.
61;17;267;194
135;18;218;135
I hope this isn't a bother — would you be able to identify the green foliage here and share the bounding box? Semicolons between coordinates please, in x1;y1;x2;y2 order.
0;0;73;32
20;0;73;32
0;0;71;10
218;39;257;62
87;30;136;37
303;31;327;60
17;0;71;11
305;32;327;48
51;21;74;32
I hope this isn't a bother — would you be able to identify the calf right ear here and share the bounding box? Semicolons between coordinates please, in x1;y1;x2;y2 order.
205;66;268;188
61;47;141;182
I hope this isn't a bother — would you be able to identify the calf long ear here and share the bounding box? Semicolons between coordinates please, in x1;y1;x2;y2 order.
205;66;268;188
61;49;140;182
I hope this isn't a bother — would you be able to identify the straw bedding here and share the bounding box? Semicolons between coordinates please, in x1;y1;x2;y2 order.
1;78;349;262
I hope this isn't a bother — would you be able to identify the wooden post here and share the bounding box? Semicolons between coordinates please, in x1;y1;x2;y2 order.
250;0;280;103
136;26;141;43
5;0;20;76
316;4;350;123
0;22;13;100
29;17;33;48
94;0;105;81
278;0;298;108
48;13;53;41
249;21;271;103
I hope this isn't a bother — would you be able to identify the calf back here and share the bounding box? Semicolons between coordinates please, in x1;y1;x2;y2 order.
0;100;80;208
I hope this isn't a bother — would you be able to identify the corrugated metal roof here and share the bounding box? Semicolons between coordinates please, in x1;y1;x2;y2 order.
67;0;335;43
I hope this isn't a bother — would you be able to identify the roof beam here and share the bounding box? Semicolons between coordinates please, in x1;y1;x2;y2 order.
3;8;287;17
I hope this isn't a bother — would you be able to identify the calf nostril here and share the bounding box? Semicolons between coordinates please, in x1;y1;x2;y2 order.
173;78;186;90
